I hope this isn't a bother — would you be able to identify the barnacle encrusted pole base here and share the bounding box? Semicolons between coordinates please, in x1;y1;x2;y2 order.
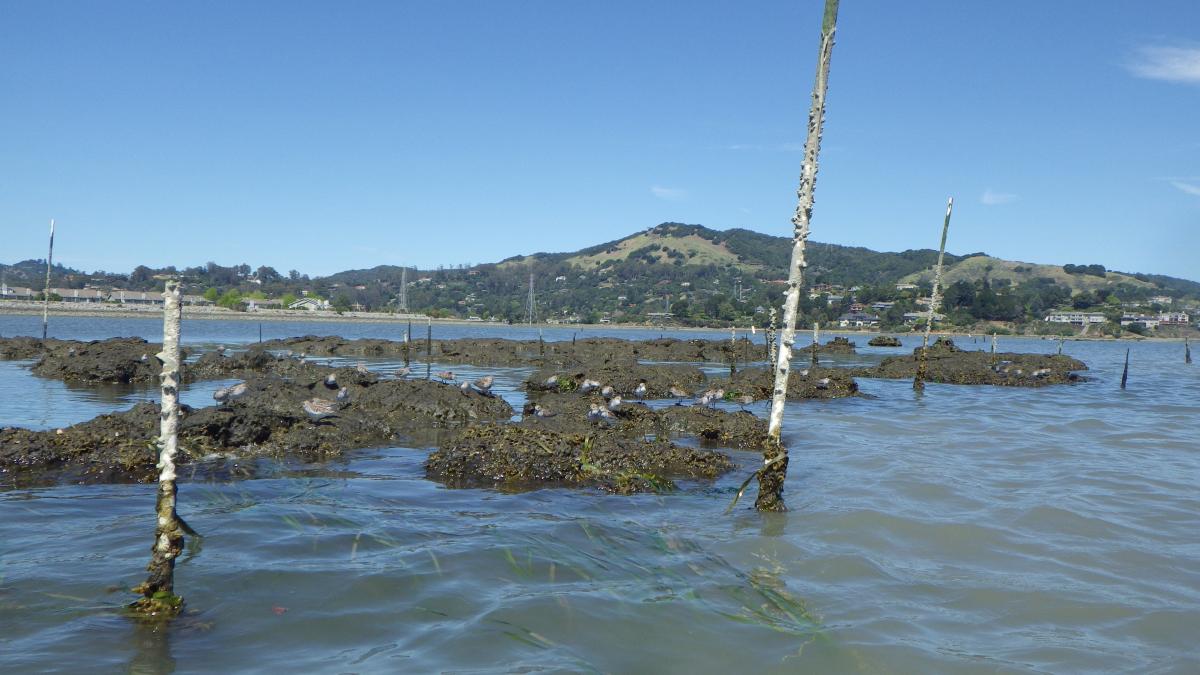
130;279;186;619
757;0;840;512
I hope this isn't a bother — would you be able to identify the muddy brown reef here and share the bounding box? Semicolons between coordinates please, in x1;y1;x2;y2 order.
0;337;184;384
867;335;903;347
853;337;1088;386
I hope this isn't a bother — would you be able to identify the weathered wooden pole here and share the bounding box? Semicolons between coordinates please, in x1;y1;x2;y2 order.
991;332;998;363
41;219;55;340
759;0;839;513
1120;348;1129;389
131;279;186;618
914;197;954;392
426;317;432;381
810;321;820;366
1186;336;1192;365
767;306;778;364
1058;336;1064;355
258;323;262;344
405;319;412;366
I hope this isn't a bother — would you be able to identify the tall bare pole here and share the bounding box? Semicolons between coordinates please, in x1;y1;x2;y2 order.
759;0;840;512
41;219;55;340
131;279;187;618
914;197;954;391
526;271;536;326
399;267;409;312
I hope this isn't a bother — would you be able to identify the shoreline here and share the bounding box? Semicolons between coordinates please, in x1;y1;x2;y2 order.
0;301;1190;341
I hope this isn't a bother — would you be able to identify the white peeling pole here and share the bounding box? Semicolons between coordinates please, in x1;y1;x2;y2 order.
132;279;186;617
759;0;840;512
914;197;953;391
42;219;55;340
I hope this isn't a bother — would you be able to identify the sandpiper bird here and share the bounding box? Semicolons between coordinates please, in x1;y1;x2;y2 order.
607;395;622;411
669;385;689;405
544;374;559;388
460;380;472;393
336;386;350;403
736;394;755;410
799;369;810;378
302;398;338;423
533;404;556;418
816;377;831;390
140;354;148;362
587;403;604;422
226;382;249;402
356;362;369;374
324;373;338;388
213;387;230;405
473;375;494;395
600;385;614;400
436;370;455;383
633;381;647;401
579;379;601;394
395;366;412;378
68;347;76;356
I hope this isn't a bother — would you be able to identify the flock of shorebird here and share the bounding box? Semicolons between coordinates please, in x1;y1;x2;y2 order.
208;348;769;428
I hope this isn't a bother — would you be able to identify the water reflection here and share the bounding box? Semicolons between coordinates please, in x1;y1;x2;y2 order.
128;623;176;675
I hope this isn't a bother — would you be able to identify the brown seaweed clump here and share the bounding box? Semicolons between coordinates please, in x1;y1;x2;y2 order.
867;335;903;347
425;423;734;494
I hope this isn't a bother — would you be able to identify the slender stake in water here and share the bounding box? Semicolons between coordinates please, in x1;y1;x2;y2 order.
915;197;954;392
810;321;820;366
426;317;432;381
758;0;840;513
131;279;187;618
405;320;412;366
1186;336;1192;365
1120;348;1129;389
41;219;55;340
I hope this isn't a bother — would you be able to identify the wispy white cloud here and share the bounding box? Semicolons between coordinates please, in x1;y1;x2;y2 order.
1169;180;1200;197
981;188;1018;206
650;185;687;200
1126;45;1200;83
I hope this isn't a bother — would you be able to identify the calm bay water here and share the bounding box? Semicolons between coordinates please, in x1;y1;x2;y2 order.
1;315;1197;673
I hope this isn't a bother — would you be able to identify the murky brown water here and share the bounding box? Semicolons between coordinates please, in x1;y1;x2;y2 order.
1;316;1197;673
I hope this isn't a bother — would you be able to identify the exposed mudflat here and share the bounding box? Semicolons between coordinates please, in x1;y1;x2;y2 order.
852;337;1089;386
426;423;734;494
262;335;771;366
0;366;513;486
0;337;182;384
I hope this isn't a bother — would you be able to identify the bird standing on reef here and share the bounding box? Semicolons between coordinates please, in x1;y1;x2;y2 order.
336;386;350;403
213;387;230;405
437;371;455;383
356;362;369;374
473;375;494;395
579;379;600;394
324;373;338;389
816;378;831;390
607;395;622;411
544;374;559;389
226;382;249;403
395;366;411;378
533;404;556;418
736;394;754;410
669;385;689;405
600;385;614;400
634;381;647;401
303;398;338;423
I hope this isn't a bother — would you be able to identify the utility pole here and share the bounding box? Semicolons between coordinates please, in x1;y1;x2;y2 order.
399;267;409;312
526;271;536;326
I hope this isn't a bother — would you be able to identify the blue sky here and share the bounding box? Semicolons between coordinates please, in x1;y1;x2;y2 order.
2;1;1197;280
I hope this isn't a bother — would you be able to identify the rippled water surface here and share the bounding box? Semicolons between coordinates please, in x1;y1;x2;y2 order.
1;315;1197;673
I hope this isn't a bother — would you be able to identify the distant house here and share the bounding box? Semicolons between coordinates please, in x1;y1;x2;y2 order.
871;301;895;311
1158;312;1190;325
111;289;163;305
1121;315;1160;329
895;283;918;291
903;312;946;324
182;294;213;306
838;311;880;328
1149;295;1172;305
0;285;35;300
289;298;328;311
51;287;105;303
1044;311;1106;325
